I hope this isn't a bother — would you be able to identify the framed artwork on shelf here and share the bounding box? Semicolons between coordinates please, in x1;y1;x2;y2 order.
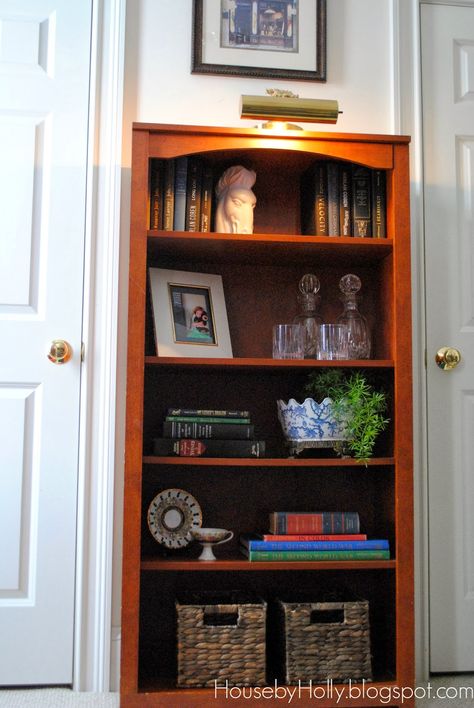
149;268;233;358
192;0;326;81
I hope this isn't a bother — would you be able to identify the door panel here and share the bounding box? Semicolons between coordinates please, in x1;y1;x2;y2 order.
0;0;91;684
421;1;474;672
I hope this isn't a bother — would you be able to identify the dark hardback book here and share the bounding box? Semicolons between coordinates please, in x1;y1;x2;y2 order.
173;156;188;231
339;163;352;236
371;169;387;238
162;159;175;231
352;165;372;237
200;163;214;232
301;162;328;236
149;159;164;230
153;438;265;458
269;511;360;535
166;408;250;418
185;157;202;232
327;162;340;236
162;421;254;439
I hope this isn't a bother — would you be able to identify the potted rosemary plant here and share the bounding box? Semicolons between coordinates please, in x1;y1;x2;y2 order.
303;369;389;461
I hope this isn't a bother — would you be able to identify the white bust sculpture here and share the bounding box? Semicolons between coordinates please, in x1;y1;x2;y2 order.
215;165;256;234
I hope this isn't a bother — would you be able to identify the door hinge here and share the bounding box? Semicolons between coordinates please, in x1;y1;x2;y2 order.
81;342;85;362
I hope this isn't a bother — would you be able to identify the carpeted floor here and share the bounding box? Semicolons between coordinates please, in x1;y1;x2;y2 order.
0;675;473;706
0;688;119;707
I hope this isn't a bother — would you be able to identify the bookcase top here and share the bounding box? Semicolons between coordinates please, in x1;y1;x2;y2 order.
132;122;411;145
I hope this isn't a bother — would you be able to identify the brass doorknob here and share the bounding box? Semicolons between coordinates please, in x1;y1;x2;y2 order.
435;347;461;371
47;339;73;365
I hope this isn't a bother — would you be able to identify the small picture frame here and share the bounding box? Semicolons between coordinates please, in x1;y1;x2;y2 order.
149;268;233;358
192;0;326;82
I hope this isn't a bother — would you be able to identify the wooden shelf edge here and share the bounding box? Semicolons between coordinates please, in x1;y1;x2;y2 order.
145;356;395;368
143;456;395;467
140;558;396;572
148;230;394;248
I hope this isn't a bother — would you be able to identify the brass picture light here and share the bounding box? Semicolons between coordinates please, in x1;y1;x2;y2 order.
240;90;341;129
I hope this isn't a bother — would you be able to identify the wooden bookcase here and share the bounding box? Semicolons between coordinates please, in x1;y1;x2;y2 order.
120;124;414;707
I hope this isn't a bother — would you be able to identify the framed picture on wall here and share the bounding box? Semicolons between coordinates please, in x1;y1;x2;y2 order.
149;268;233;358
192;0;326;81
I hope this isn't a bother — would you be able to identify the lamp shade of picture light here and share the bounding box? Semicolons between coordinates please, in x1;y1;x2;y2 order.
240;95;340;125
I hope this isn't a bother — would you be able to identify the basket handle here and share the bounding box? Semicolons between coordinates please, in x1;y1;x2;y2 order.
203;608;239;626
310;608;345;624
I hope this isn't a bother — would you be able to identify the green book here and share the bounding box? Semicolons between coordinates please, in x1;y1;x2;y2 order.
241;548;390;562
165;415;251;424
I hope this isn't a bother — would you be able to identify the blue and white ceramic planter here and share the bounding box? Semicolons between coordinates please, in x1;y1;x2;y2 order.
277;397;349;444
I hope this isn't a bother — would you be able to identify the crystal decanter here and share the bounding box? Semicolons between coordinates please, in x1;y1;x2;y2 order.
293;273;323;358
337;273;371;359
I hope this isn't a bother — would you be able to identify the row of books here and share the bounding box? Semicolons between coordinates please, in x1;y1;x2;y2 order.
149;156;386;238
240;512;390;562
153;407;266;458
301;161;387;238
149;157;213;232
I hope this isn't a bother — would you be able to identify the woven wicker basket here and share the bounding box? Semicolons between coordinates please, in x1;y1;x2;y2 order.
277;596;373;684
176;592;267;688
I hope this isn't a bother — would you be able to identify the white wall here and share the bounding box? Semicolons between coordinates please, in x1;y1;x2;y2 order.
124;0;396;132
111;0;400;688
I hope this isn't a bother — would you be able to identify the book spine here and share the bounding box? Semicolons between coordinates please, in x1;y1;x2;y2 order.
167;408;250;418
162;421;254;440
371;169;387;238
242;539;388;551
165;416;251;424
262;534;367;542
327;162;340;236
200;164;214;232
173;156;188;231
339;164;352;236
352;165;372;237
243;549;390;561
149;159;163;230
153;437;265;458
314;162;328;236
162;159;175;231
270;512;360;534
185;157;202;232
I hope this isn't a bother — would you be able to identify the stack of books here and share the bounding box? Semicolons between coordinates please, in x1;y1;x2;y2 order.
153;408;266;458
240;511;390;561
301;161;387;238
149;157;214;233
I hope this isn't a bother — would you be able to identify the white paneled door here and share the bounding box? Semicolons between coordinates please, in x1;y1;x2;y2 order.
421;2;474;672
0;0;91;684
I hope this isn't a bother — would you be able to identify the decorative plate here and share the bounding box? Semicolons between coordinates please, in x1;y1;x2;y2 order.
147;488;202;549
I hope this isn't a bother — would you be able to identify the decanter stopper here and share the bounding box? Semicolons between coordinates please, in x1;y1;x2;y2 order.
337;273;371;359
294;274;322;358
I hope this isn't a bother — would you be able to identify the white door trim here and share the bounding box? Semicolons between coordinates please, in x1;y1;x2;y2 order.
393;0;430;683
74;0;126;692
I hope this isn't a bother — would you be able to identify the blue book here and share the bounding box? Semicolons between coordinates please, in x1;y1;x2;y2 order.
173;156;188;231
240;534;389;552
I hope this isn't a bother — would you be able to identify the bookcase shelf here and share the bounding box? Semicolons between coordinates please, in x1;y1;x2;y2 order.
147;231;394;266
144;356;395;369
141;557;397;572
143;456;395;467
122;123;414;707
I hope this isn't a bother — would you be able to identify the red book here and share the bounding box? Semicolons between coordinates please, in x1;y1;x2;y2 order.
262;533;367;542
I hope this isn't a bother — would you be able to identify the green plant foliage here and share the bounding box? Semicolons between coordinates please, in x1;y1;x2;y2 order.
305;369;389;462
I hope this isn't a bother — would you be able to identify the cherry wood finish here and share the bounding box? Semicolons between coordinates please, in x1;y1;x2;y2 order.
121;124;414;707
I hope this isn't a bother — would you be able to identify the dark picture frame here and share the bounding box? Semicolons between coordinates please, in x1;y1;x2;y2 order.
192;0;326;82
168;282;217;346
